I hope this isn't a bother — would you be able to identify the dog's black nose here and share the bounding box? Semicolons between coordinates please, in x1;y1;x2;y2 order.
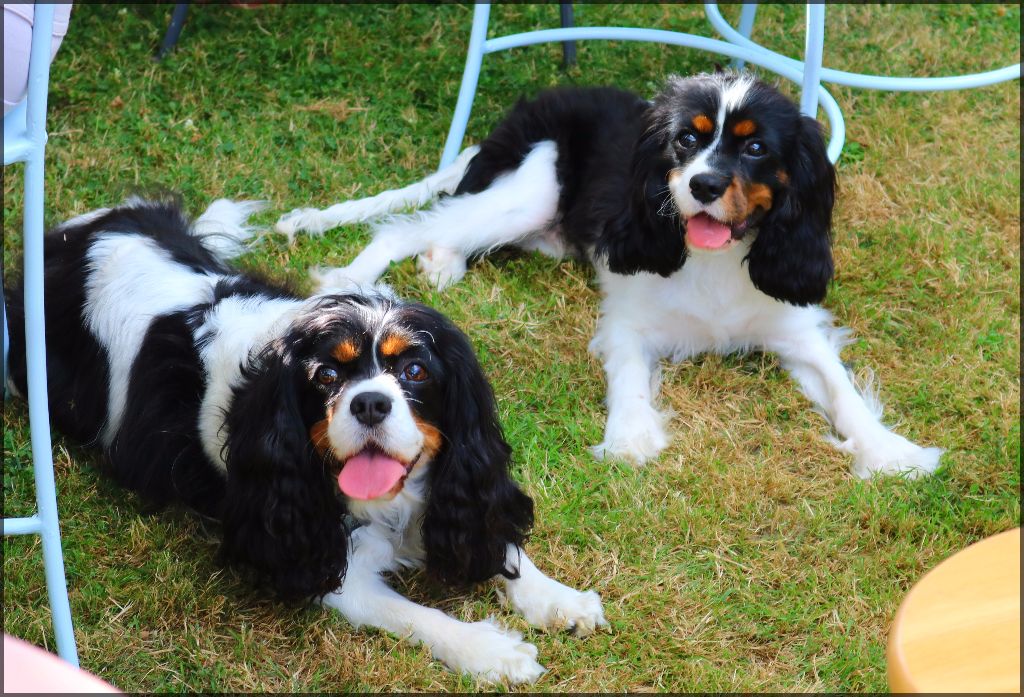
689;172;732;203
350;391;392;426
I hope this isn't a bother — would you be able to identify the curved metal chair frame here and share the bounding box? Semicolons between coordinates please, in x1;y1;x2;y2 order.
440;3;1020;168
2;2;79;667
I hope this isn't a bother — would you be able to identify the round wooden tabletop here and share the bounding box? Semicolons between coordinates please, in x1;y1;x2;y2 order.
887;527;1021;693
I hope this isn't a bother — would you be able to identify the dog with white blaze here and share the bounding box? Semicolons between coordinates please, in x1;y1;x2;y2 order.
277;71;943;479
4;195;606;685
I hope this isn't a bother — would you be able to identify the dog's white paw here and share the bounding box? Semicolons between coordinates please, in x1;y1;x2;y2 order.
311;258;387;293
837;433;944;479
433;617;545;685
310;266;366;293
275;207;330;240
504;581;607;637
591;406;668;464
416;247;467;290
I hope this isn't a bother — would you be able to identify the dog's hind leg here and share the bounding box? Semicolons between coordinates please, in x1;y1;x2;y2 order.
275;145;480;240
315;140;561;291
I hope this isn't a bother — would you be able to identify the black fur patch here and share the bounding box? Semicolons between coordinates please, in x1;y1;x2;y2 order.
107;310;224;519
451;74;836;302
6;201;536;604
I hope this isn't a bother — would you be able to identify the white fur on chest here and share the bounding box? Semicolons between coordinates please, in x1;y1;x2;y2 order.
346;466;430;569
594;241;814;361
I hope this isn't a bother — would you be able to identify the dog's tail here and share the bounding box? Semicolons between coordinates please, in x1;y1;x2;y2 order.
274;145;480;240
191;198;267;261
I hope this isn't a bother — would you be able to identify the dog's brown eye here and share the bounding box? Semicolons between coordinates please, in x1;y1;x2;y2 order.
745;140;767;157
401;362;428;383
678;131;698;148
315;366;339;386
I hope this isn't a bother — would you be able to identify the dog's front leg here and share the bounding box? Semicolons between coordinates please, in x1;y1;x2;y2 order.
321;528;545;685
589;328;668;463
500;546;607;636
768;327;943;478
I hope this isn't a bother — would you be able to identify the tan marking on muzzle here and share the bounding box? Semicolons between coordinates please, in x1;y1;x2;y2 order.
415;419;443;458
378;419;442;499
310;417;331;459
744;182;773;218
721;178;745;221
720;178;774;222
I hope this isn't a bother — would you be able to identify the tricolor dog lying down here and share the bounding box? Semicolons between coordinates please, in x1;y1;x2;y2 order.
4;196;605;684
277;71;943;478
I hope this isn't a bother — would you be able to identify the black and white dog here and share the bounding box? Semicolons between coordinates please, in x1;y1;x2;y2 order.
276;71;943;478
4;197;605;684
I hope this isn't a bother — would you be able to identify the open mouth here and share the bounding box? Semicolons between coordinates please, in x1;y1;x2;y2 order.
685;212;751;250
336;445;421;501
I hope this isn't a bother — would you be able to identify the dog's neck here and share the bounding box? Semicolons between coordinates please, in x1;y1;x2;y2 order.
345;463;430;567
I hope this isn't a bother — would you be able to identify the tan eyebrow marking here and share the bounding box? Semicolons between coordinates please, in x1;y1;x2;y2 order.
332;339;360;363
379;334;412;357
732;119;757;137
692;114;714;134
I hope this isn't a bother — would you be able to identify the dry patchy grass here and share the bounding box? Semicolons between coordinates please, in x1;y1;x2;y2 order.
3;3;1019;693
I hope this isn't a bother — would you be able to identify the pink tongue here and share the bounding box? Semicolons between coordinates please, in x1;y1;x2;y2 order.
686;213;732;249
337;451;408;500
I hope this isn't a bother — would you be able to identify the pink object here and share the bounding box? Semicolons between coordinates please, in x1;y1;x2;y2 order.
337;451;407;500
3;3;73;115
686;213;733;249
3;633;120;693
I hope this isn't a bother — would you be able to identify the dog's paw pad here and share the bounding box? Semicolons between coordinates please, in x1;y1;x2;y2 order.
310;266;373;293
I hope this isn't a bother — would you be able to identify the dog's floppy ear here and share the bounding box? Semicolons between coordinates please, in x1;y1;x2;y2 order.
594;109;688;278
220;339;348;602
745;114;836;305
413;306;534;586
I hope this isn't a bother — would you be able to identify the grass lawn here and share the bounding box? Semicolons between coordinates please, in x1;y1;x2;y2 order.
3;3;1019;692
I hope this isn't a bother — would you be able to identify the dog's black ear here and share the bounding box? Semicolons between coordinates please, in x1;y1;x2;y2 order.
220;340;348;602
413;307;534;586
594;111;687;277
745;115;836;305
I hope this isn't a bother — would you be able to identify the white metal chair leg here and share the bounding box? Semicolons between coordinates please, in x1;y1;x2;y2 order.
705;3;1021;91
19;144;78;667
3;277;8;396
2;2;79;668
440;3;491;168
731;3;758;70
440;3;846;164
799;4;825;118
